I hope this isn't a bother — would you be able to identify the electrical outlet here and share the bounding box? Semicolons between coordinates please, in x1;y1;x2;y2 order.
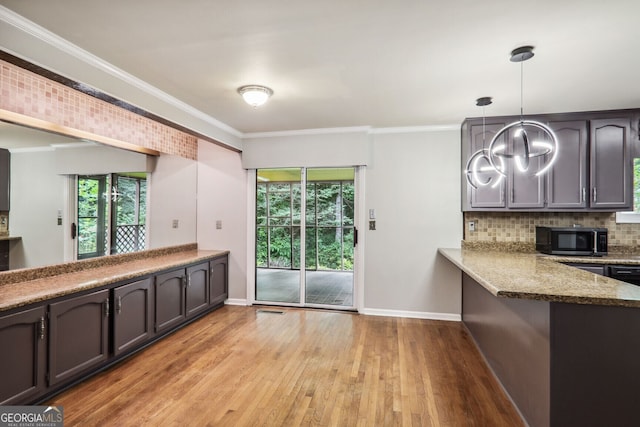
469;221;476;232
216;220;222;230
369;220;376;230
172;219;179;229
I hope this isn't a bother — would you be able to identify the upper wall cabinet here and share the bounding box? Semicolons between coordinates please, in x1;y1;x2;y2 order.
461;110;636;212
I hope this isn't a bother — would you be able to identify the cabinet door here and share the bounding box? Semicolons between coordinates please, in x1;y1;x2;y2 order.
590;118;632;209
547;121;588;209
113;278;153;356
210;255;228;306
0;306;47;404
49;289;110;386
468;122;507;208
186;262;209;318
155;268;186;333
507;125;545;208
0;148;9;211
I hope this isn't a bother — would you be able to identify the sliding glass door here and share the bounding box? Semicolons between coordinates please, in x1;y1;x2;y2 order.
255;167;355;309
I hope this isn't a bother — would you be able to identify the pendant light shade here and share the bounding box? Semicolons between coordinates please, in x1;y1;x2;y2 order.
467;46;558;183
238;85;273;107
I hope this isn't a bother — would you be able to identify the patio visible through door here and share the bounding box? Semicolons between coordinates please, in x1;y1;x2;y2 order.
255;167;356;309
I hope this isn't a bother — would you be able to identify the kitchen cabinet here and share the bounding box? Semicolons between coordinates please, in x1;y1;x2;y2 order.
0;306;47;405
154;268;187;333
113;277;154;356
155;261;211;333
590;118;632;209
48;289;110;386
462;110;635;211
466;121;507;209
0;252;226;405
186;262;209;317
0;148;9;211
547;120;588;209
210;255;228;306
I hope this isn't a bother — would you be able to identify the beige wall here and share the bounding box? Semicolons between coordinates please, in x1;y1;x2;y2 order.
197;140;248;302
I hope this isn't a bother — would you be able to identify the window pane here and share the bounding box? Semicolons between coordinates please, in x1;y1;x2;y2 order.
256;226;268;267
78;217;98;255
316;183;340;226
317;227;342;270
269;227;292;268
342;182;354;226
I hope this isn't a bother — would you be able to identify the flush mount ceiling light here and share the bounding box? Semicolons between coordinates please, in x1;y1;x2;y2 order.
465;97;505;189
237;85;273;107
487;46;558;177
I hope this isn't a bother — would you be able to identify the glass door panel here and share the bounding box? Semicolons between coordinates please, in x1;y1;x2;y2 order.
304;168;355;307
255;168;302;304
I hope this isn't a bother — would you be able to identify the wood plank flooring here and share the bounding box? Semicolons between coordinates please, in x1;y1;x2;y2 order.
47;306;523;426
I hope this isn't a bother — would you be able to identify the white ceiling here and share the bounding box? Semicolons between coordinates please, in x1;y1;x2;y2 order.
1;0;639;134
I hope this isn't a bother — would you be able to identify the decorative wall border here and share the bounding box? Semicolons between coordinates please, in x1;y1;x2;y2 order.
0;57;198;159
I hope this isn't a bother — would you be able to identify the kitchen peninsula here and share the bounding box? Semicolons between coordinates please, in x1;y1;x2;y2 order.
439;248;640;427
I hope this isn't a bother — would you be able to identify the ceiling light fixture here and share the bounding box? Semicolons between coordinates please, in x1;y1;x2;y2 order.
237;85;273;107
487;46;558;177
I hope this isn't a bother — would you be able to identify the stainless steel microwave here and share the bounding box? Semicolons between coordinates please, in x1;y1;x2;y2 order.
535;226;608;256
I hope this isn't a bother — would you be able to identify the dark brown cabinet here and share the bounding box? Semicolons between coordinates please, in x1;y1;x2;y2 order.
466;121;507;209
48;289;110;386
186;262;209;317
113;278;153;356
547;120;588;209
0;148;9;211
210;255;228;306
0;306;47;405
155;261;211;333
154;269;186;333
590;118;632;209
507;126;545;209
0;253;227;405
462;111;635;211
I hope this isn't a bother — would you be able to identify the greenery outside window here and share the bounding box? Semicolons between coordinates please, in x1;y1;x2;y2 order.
77;173;147;259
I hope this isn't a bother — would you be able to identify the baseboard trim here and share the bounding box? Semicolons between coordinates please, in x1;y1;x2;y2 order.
224;298;249;306
360;308;461;321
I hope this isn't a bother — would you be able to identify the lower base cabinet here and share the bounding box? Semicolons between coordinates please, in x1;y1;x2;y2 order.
48;289;110;386
113;278;153;356
0;253;228;405
210;256;228;306
0;306;47;405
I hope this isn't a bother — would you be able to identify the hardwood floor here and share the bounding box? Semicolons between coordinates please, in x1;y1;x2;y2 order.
47;306;523;426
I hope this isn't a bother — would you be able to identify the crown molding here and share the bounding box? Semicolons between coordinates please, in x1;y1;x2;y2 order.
243;126;372;139
370;124;461;134
0;6;243;140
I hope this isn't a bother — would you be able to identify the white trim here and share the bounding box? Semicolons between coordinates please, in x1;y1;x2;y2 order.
224;298;249;306
243;126;372;139
246;169;257;305
355;166;366;312
369;124;461;134
360;308;461;321
8;146;55;153
0;6;242;140
615;211;640;223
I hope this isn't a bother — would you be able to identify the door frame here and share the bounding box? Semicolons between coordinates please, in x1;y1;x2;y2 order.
246;167;365;311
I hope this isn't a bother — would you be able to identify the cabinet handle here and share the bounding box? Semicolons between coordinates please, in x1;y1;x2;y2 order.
186;275;191;287
511;187;515;203
38;316;45;340
581;187;586;203
592;187;597;203
104;298;110;317
116;296;122;314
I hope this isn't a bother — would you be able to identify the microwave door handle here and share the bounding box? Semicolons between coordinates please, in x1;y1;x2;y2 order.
593;230;598;255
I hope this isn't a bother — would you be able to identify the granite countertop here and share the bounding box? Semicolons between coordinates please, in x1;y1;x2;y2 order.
439;248;640;308
0;249;228;312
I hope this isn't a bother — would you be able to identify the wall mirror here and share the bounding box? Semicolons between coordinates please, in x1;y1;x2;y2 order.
0;120;197;270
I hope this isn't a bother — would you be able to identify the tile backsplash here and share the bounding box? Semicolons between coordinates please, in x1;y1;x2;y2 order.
463;211;640;247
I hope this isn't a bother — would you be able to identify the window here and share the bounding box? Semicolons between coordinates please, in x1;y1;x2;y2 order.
77;173;147;259
616;158;640;223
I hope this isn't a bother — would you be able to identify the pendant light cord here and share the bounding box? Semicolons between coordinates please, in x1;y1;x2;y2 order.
520;61;524;120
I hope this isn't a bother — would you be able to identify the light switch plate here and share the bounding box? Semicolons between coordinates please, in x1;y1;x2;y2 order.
469;221;475;232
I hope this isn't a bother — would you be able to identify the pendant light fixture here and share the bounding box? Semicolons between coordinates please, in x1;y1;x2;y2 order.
465;97;505;189
487;46;558;177
237;85;273;107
